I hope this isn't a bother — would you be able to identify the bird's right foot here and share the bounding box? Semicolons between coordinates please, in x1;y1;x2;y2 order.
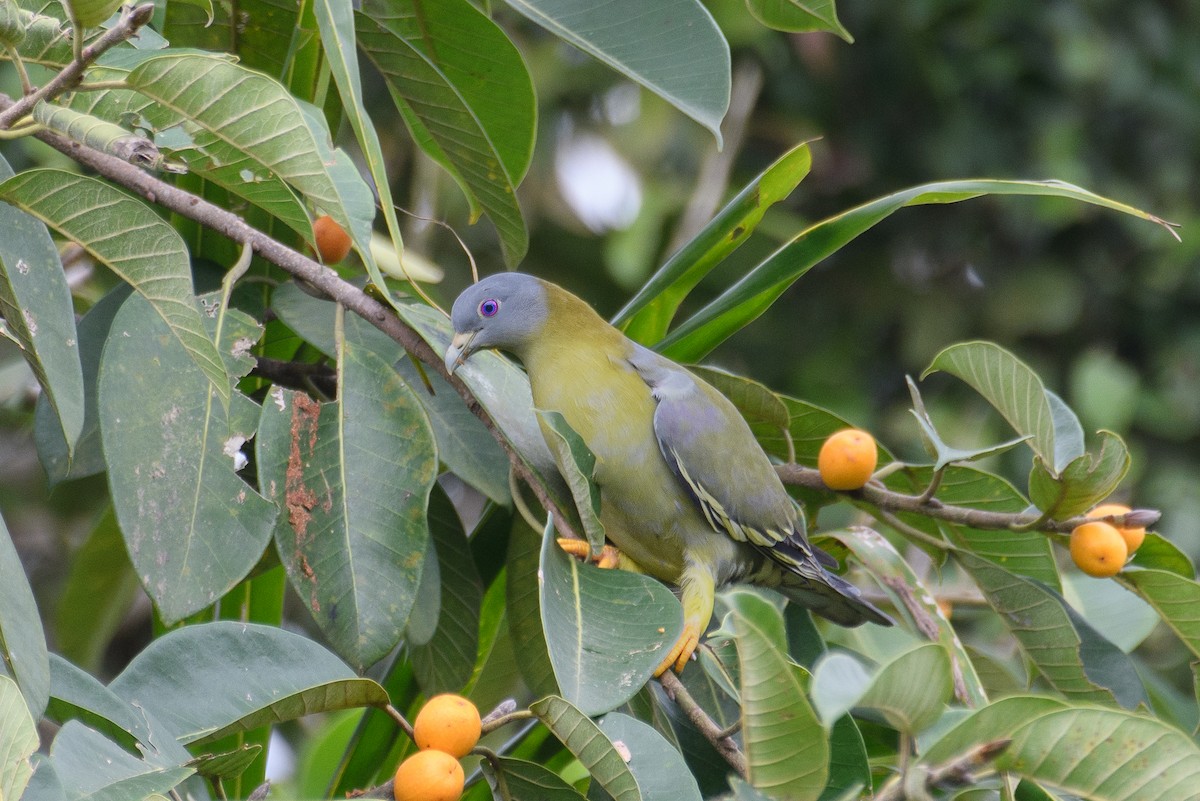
557;538;622;569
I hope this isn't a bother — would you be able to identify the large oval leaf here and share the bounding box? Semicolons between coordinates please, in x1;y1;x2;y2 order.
49;721;194;801
505;0;729;143
0;169;230;405
597;713;702;801
98;293;276;624
539;520;683;716
108;621;388;744
257;312;437;668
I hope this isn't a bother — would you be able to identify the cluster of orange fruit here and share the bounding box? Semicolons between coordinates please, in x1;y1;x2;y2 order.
394;694;481;801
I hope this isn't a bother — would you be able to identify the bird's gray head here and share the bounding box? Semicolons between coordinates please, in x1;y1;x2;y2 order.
444;272;549;375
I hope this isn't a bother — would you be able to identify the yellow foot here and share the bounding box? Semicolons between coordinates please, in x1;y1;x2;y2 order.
556;538;621;569
653;621;703;677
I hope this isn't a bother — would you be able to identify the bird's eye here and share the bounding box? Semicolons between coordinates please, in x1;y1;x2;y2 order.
479;298;500;318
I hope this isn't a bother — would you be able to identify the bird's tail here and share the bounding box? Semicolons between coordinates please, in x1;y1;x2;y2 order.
769;540;893;627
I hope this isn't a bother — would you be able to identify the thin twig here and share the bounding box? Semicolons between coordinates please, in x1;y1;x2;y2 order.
657;671;746;778
873;739;1011;801
382;704;414;739
0;4;155;130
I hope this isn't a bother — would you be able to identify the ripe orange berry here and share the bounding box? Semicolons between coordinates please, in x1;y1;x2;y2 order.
313;214;353;263
817;428;878;490
1069;521;1128;578
393;749;464;801
1088;503;1145;554
412;694;481;758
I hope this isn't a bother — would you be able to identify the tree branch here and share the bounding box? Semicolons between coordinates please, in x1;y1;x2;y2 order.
657;671;746;778
873;739;1011;801
775;463;1160;535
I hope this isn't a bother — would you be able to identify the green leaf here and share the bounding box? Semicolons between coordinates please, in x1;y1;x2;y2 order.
538;410;606;556
48;721;194;801
826;527;988;707
529;696;641;801
922;341;1057;468
822;714;870;801
809;651;871;726
108;621;388;745
410;484;484;695
34;285;130;484
857;643;952;733
186;744;262;780
724;591;828;801
54;508;140;672
689;367;790;446
925;697;1200;801
1028;430;1131;518
539;520;683;716
0;154;84;461
312;0;406;301
1061;573;1158;654
1130;533;1194;578
1119;569;1200;660
0;169;230;406
357;0;533;265
481;756;587;801
597;713;702;801
45;654;146;755
257;313;437;668
0;675;38;801
614;143;812;343
0;511;49;719
744;0;852;41
505;0;730;143
956;552;1147;709
65;0;120;28
659;181;1178;362
98;293;276;624
907;376;1030;470
506;518;559;698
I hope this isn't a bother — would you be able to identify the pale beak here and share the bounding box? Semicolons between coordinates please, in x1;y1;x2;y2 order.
444;330;478;375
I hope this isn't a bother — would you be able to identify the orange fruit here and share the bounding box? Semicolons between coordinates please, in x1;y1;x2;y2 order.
393;749;464;801
313;214;353;263
412;694;481;758
1088;503;1145;554
817;428;878;490
1069;521;1128;578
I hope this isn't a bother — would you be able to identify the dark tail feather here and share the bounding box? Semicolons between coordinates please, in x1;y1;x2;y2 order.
778;569;893;627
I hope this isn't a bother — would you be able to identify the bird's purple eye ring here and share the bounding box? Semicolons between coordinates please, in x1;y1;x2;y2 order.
479;298;500;317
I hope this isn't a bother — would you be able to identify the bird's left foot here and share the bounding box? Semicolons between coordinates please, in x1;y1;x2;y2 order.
654;619;704;676
557;538;622;569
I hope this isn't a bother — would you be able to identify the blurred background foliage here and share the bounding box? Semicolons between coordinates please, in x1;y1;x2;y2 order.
2;0;1197;692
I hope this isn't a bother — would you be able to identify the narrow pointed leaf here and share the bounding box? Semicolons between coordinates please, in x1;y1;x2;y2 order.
744;0;852;41
505;0;729;143
956;552;1147;709
725;590;828;801
0;512;49;720
540;521;683;715
0;675;38;801
109;621;388;745
538;410;606;555
0;169;230;405
357;0;533;265
257;314;437;668
660;180;1177;361
615;143;812;342
0;154;83;460
99;294;276;623
529;695;641;801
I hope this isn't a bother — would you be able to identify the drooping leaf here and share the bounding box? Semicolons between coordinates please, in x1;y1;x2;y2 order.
924;696;1200;801
481;756;587;801
1119;569;1200;660
0;169;230;405
0;512;49;719
660;181;1177;362
357;0;533;265
0;675;38;801
48;722;194;801
530;696;641;801
539;520;682;716
506;518;559;698
108;621;388;745
956;552;1147;710
0;153;83;461
744;0;852;41
504;0;729;143
724;590;828;801
257;313;437;668
538;410;606;556
410;484;484;695
45;654;148;756
614;143;812;343
98;293;276;623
